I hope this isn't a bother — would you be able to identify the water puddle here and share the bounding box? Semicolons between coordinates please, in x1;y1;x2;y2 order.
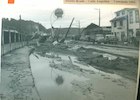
30;53;137;100
30;54;87;100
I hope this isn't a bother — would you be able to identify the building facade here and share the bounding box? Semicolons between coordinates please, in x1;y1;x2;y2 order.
80;23;111;41
110;8;140;42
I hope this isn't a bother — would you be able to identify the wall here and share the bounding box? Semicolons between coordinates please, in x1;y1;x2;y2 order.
1;30;27;55
111;19;127;41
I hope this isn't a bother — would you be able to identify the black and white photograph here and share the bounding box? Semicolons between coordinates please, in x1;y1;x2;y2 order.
0;0;140;100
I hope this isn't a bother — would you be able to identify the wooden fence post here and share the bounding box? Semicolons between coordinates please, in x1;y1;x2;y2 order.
9;30;12;51
1;30;4;55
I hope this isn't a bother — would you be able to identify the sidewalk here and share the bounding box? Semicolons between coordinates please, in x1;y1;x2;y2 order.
0;46;40;100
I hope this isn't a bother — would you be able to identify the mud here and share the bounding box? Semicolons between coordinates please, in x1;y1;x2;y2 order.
30;52;137;100
35;41;138;81
1;40;138;100
30;40;138;100
76;47;138;81
0;46;40;100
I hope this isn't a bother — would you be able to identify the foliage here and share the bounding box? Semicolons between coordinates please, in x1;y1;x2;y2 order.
2;18;47;35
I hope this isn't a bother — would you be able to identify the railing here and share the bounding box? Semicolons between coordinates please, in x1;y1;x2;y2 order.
1;29;28;56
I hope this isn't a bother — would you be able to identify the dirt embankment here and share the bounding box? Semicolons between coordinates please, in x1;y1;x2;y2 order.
1;46;40;100
35;42;75;56
35;41;138;81
76;47;138;81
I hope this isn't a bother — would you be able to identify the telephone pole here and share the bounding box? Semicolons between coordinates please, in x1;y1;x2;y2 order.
78;20;80;35
94;8;101;27
99;8;100;27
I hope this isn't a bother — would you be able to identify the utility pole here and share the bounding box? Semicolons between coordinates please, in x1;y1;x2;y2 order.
78;20;80;35
19;15;21;20
78;20;81;40
59;17;75;43
94;8;101;26
94;8;101;36
99;8;101;27
126;14;129;41
19;14;24;47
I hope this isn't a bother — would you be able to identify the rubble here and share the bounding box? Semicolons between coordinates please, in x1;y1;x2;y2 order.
35;40;138;81
76;47;138;80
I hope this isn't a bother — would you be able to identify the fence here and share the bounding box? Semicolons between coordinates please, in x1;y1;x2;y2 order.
1;29;28;55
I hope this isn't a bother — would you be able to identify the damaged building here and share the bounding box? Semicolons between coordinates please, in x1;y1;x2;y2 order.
80;23;112;42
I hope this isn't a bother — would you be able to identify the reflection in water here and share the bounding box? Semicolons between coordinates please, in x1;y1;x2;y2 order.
55;75;64;85
30;54;87;100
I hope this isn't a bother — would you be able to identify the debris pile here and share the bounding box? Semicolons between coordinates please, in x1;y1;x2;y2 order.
76;46;138;80
35;41;138;80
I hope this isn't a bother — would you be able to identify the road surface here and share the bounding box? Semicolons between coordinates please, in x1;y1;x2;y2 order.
30;53;137;100
71;42;139;58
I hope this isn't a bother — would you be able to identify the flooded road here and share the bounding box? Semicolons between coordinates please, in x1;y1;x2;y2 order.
30;54;87;100
30;53;137;100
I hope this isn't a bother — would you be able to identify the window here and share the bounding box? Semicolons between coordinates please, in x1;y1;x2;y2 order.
120;20;123;26
135;10;139;23
4;31;10;44
114;21;117;27
129;11;133;24
16;33;19;42
11;32;15;43
121;32;125;41
116;12;120;16
136;29;140;37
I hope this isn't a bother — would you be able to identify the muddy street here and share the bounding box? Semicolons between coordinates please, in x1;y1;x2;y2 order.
0;41;138;100
30;51;137;100
67;41;138;58
1;3;140;100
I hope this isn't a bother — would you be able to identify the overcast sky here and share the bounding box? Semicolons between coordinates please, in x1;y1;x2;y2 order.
0;0;137;29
